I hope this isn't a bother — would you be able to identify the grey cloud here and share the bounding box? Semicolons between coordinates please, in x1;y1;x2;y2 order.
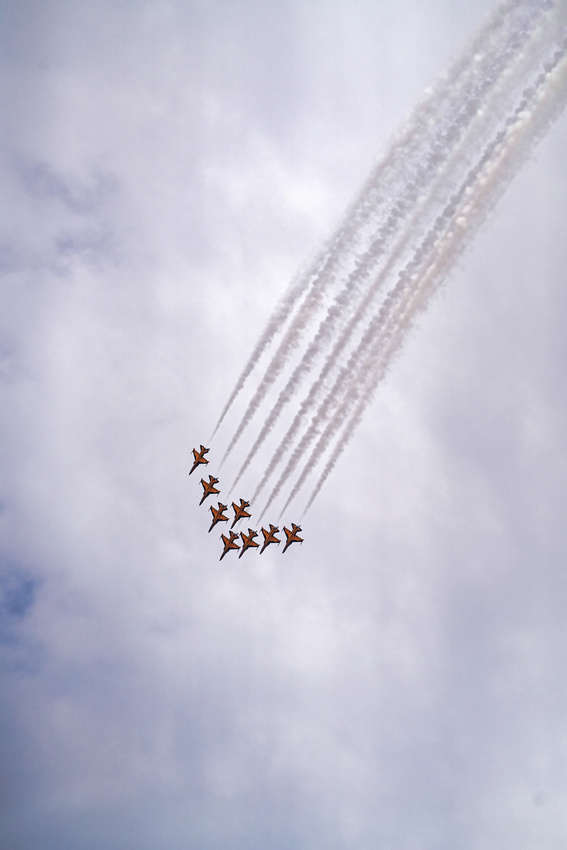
0;558;43;680
0;563;38;623
0;242;23;274
14;157;117;215
1;152;121;279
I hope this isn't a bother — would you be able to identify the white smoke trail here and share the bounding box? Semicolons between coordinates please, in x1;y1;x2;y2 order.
229;0;549;480
210;256;321;439
221;0;540;459
260;278;411;519
295;35;567;516
255;5;564;511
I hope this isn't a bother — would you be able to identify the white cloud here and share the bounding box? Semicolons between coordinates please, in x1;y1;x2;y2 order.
1;1;567;848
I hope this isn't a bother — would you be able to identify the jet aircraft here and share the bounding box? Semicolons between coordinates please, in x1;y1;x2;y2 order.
189;445;210;475
208;502;229;532
199;475;220;505
282;523;303;553
231;498;251;529
260;524;281;554
238;528;259;558
220;531;240;561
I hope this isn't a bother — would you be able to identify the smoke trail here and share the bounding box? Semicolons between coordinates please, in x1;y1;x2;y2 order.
234;0;550;484
295;35;567;515
210;257;319;439
232;193;431;489
260;274;411;519
221;0;540;458
280;30;567;515
254;6;563;509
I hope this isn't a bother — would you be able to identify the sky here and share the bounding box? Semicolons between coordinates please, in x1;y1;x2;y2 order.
1;1;567;848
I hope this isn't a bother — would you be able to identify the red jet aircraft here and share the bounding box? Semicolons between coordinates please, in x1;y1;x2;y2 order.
208;502;229;533
238;528;259;558
189;445;210;475
282;523;303;553
231;499;251;529
220;531;240;561
260;524;281;554
199;475;220;505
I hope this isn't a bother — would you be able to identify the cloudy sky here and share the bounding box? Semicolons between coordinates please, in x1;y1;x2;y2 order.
2;1;567;847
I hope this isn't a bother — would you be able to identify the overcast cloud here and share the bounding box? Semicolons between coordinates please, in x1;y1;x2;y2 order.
1;1;567;848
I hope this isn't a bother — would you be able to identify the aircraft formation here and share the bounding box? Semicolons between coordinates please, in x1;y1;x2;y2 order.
189;445;303;561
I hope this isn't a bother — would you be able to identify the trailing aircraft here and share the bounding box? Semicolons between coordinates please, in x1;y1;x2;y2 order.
199;475;220;505
282;523;303;553
220;531;240;561
189;445;210;475
238;528;259;558
208;502;229;532
231;498;251;529
260;524;281;554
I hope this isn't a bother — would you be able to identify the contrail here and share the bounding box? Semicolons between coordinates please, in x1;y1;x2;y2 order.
261;275;415;520
280;31;567;515
291;34;567;516
210;260;315;439
229;0;549;483
220;0;542;460
253;1;562;508
214;0;567;519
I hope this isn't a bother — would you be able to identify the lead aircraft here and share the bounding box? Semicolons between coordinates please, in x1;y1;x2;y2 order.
282;523;303;553
199;475;220;505
220;531;240;561
189;445;210;475
260;524;281;554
